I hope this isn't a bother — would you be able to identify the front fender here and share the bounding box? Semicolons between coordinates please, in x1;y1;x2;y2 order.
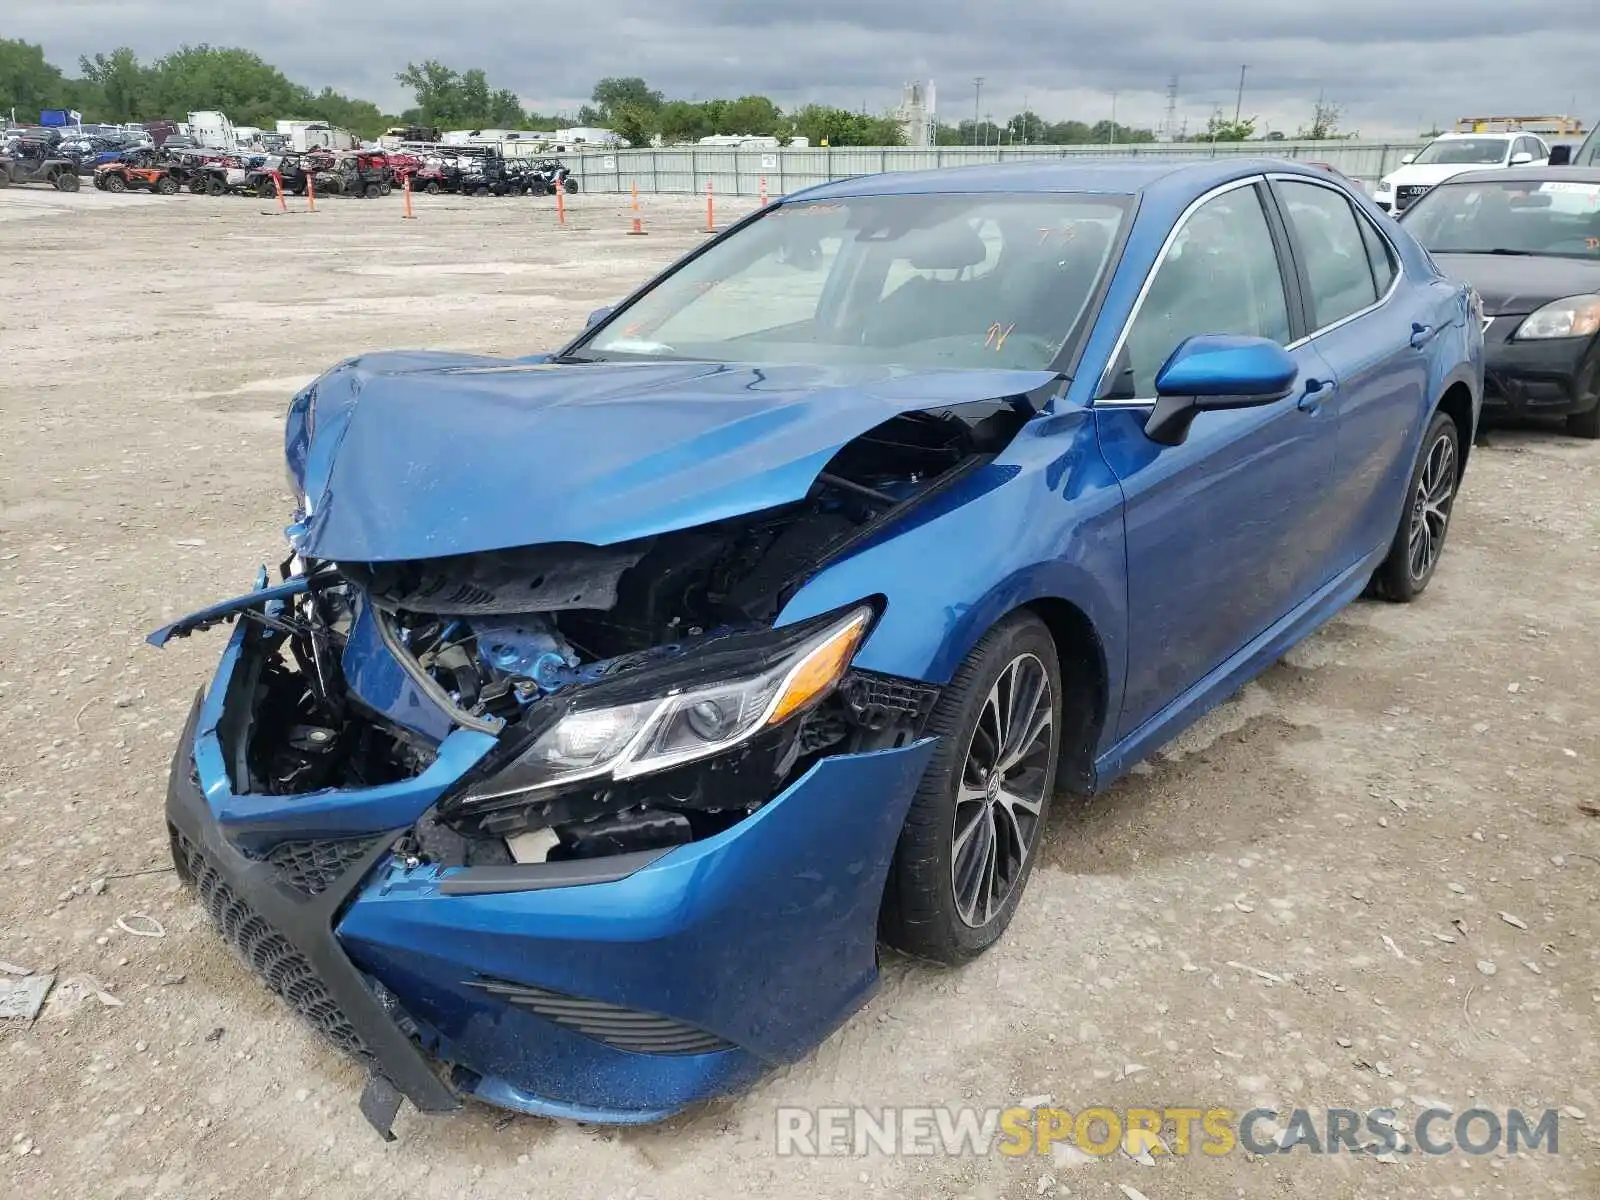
777;410;1127;731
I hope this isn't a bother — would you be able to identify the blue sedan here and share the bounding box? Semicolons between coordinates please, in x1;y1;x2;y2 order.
150;159;1483;1136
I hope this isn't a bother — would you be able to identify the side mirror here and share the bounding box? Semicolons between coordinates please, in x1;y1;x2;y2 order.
1400;152;1417;165
1510;151;1534;165
1547;144;1572;166
585;305;613;329
1143;335;1299;446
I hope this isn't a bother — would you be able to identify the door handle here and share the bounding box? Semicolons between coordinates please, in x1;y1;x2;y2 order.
1410;322;1440;349
1297;377;1336;413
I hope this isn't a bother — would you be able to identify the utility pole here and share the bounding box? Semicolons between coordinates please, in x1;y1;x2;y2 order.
972;77;984;147
1022;91;1029;144
1109;92;1118;146
1234;64;1248;124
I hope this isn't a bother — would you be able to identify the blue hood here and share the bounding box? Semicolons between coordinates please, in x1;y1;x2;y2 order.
285;351;1060;562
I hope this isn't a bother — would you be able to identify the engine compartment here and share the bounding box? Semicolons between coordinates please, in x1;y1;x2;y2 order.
231;400;1024;862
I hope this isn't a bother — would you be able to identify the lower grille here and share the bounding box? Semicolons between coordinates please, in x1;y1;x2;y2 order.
265;837;380;897
467;977;733;1056
173;830;373;1064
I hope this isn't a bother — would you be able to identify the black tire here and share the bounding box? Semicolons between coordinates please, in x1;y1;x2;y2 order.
1565;402;1600;439
54;170;80;193
103;173;126;192
1370;409;1460;603
155;175;178;196
190;179;208;194
365;182;381;199
563;177;578;193
880;612;1062;964
425;180;440;195
206;178;226;197
378;180;392;196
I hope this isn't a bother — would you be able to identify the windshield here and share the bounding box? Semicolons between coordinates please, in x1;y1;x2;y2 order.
1412;138;1510;166
580;193;1132;371
1401;179;1600;258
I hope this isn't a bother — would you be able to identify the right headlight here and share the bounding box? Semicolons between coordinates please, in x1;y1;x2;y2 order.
1375;178;1394;194
1513;295;1600;340
451;604;874;807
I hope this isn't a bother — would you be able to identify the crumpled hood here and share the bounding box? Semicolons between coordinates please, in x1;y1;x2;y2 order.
285;351;1059;562
1430;253;1600;317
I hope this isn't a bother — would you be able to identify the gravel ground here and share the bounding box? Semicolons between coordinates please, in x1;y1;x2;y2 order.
1;184;1596;1200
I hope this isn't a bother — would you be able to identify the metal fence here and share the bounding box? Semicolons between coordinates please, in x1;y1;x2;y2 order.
567;141;1429;197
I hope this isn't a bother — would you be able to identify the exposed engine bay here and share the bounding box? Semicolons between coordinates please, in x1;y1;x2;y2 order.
224;399;1028;866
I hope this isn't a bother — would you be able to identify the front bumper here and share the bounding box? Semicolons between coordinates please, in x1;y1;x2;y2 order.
166;613;935;1132
1481;320;1599;418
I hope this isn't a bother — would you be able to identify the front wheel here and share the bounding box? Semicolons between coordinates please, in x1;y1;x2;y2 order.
881;613;1061;963
1565;402;1600;439
1370;409;1460;602
54;170;80;192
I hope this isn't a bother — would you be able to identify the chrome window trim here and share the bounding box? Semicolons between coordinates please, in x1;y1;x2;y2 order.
1093;175;1265;408
1271;173;1404;348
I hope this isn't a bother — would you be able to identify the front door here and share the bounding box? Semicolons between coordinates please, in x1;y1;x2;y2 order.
1094;180;1339;739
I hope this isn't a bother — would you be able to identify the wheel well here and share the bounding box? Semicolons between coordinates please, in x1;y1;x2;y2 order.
1436;382;1475;472
1022;598;1107;796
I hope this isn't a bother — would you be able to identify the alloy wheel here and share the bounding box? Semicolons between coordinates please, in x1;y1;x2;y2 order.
952;652;1054;927
1408;432;1456;581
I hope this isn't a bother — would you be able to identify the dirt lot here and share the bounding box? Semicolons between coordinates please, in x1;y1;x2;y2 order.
0;183;1596;1200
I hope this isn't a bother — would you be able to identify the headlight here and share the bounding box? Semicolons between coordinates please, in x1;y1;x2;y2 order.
1514;295;1600;340
1375;179;1393;194
453;605;873;806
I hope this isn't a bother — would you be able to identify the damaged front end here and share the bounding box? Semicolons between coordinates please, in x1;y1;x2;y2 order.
150;387;1043;1133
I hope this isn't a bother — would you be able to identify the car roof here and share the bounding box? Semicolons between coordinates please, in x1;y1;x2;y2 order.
1429;131;1520;140
1440;166;1600;185
788;157;1339;201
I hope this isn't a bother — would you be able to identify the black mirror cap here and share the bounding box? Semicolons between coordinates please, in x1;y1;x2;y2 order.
1142;382;1296;446
1547;144;1572;166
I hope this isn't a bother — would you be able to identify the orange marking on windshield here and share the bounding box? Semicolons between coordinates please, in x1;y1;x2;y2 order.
986;322;1016;350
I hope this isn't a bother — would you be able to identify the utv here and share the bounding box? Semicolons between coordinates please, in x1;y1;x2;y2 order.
94;149;181;195
0;139;80;191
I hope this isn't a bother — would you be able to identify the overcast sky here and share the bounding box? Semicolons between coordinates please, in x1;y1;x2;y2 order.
11;2;1600;138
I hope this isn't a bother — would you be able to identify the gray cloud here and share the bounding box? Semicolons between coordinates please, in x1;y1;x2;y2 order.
9;1;1599;138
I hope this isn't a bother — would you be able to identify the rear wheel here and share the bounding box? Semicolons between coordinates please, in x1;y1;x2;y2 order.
365;182;381;199
563;177;578;193
206;177;226;197
54;170;80;193
103;172;127;192
424;180;440;195
378;180;392;196
1371;410;1459;602
881;613;1061;963
155;175;178;196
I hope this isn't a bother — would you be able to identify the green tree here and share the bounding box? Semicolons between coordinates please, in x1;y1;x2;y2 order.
590;76;663;123
790;105;904;147
721;94;783;137
1197;113;1257;141
77;48;148;120
608;104;653;147
0;37;69;115
1299;98;1342;141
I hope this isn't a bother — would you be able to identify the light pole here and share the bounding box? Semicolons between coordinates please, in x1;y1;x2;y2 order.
972;76;984;147
1109;92;1118;146
1234;64;1248;124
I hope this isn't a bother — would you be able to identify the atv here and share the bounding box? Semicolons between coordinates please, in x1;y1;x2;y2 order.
1;138;80;191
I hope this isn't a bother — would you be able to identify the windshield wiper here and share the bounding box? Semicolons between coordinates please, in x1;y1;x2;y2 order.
1430;248;1536;256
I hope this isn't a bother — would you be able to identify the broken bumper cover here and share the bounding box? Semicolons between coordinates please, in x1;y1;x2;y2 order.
1482;325;1600;419
166;618;935;1130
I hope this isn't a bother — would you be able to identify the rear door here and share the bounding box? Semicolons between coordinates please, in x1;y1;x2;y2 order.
1094;178;1340;739
1268;176;1434;573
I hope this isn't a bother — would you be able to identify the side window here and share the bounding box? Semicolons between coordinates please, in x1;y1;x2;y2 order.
1112;186;1291;398
1357;215;1397;295
1277;181;1379;330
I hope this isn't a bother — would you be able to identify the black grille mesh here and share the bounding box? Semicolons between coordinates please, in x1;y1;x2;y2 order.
174;830;373;1065
265;837;379;896
469;978;732;1056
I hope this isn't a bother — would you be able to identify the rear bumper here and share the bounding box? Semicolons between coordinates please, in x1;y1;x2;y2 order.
1482;327;1599;418
166;614;934;1130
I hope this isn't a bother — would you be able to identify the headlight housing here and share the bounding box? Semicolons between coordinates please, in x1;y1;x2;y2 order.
450;604;874;808
1514;295;1600;340
1375;178;1394;194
